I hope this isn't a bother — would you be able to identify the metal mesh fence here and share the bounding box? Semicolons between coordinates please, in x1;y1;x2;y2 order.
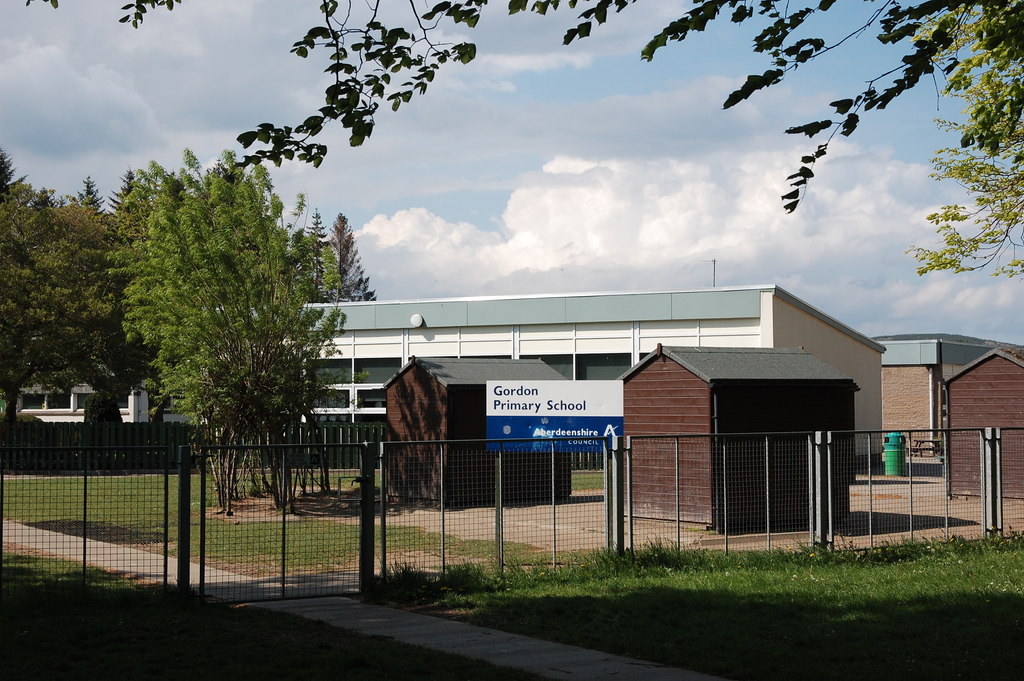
194;443;365;602
1000;427;1024;534
830;430;986;548
627;434;815;552
627;430;994;552
380;439;607;575
1;445;171;602
5;427;1020;603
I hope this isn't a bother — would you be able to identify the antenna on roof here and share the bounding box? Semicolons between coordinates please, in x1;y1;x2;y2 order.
702;259;717;287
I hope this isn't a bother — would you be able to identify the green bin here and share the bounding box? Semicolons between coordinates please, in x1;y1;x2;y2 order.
883;432;907;476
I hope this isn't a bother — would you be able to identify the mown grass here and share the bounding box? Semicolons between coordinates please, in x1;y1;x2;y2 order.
0;555;545;681
4;471;599;575
374;535;1024;681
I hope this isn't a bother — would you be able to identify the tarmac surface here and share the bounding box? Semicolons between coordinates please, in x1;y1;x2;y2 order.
253;596;731;681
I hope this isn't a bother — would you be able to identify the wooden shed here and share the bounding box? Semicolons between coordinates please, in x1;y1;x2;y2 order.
384;357;570;506
946;348;1024;498
622;345;859;532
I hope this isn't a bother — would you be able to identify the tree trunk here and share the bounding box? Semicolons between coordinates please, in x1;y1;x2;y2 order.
3;388;18;423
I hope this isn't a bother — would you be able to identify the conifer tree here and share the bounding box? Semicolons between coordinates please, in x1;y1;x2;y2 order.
328;212;375;302
0;147;26;199
307;209;330;302
76;176;104;212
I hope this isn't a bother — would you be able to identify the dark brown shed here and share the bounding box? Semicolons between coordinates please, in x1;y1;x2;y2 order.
946;348;1024;498
621;345;859;532
384;357;569;506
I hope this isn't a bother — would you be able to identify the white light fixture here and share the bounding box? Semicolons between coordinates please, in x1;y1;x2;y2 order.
409;313;425;328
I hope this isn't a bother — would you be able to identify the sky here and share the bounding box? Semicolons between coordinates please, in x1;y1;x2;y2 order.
3;1;1022;344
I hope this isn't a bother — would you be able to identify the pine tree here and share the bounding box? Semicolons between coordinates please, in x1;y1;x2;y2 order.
0;147;26;199
328;212;376;302
307;209;329;302
108;169;136;213
77;176;104;212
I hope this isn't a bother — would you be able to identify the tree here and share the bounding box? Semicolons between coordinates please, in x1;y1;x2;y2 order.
76;176;104;212
910;10;1024;276
83;392;123;423
0;146;26;199
123;150;344;510
0;182;120;423
29;1;1023;210
306;208;333;303
328;212;376;302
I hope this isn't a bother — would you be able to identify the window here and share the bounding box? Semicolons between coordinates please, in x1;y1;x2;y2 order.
47;393;71;410
575;353;632;380
521;354;574;380
356;388;386;409
354;357;402;384
318;390;350;409
21;394;45;410
317;358;351;383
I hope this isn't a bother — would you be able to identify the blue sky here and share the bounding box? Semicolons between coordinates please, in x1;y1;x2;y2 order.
3;1;1021;343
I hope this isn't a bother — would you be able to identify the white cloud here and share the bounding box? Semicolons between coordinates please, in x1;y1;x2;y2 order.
353;142;1012;341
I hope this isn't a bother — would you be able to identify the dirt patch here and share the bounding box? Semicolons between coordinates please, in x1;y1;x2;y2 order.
26;520;164;545
206;494;363;524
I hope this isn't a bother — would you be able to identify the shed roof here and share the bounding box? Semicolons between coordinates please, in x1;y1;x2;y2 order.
622;345;858;388
946;347;1024;385
383;357;567;388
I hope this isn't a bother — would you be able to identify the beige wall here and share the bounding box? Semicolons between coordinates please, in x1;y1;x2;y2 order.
881;365;938;431
765;293;883;431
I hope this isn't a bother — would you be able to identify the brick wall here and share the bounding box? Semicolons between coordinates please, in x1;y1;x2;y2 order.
882;365;937;431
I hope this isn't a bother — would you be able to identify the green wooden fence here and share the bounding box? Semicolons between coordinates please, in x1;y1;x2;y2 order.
0;421;384;469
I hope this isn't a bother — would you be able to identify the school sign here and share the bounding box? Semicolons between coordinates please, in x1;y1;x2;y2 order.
485;380;623;451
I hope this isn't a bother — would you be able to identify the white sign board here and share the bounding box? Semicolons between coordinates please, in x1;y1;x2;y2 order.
486;380;623;450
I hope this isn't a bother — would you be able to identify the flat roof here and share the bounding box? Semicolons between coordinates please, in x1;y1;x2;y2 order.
313;285;882;351
880;339;993;367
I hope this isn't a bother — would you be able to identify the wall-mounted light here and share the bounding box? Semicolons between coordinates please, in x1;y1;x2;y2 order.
409;313;425;328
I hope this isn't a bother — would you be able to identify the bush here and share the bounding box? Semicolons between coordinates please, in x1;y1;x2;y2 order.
83;393;123;423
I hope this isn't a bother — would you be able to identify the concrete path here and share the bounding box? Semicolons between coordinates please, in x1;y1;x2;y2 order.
253;596;731;681
5;518;730;680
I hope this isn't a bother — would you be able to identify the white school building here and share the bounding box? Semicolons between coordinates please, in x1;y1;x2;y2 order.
313;284;884;431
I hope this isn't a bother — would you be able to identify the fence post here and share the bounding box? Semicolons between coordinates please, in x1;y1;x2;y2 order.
608;436;625;555
983;428;1003;535
812;432;832;548
495;443;504;570
176;444;191;598
358;442;377;596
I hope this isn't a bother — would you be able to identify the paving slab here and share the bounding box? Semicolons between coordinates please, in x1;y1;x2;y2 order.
252;596;731;681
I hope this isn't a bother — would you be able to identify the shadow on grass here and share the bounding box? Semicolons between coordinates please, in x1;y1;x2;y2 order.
465;584;1023;681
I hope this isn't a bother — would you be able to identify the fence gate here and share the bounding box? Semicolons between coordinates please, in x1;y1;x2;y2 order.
189;442;374;602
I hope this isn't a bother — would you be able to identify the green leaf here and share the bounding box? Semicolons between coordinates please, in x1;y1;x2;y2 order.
237;131;259;148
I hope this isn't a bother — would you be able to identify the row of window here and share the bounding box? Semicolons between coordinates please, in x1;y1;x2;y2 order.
20;393;130;411
317;353;634;386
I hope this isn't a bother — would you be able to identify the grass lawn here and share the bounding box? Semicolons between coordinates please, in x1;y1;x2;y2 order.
0;555;546;681
3;470;601;576
374;536;1024;681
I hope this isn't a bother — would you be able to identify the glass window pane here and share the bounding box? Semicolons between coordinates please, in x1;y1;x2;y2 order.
47;393;71;409
354;357;403;384
318;390;350;409
357;388;386;409
575;353;632;380
317;358;351;382
521;354;574;380
21;394;45;409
